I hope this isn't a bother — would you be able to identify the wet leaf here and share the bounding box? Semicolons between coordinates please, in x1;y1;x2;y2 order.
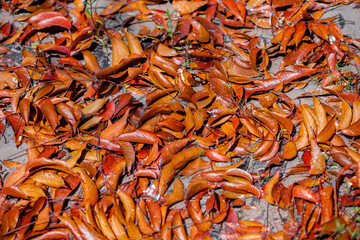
292;185;319;204
116;129;159;144
173;1;207;15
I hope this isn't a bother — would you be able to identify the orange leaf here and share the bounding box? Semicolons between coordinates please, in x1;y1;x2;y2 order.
18;98;30;125
222;0;246;23
185;107;195;134
300;104;317;140
31;170;66;188
328;22;344;41
171;147;204;170
173;1;207;15
338;98;352;130
209;77;234;105
240;115;263;139
292;185;319;204
118;141;135;172
292;21;306;47
116;129;159;144
117;191;135;223
136;199;155;235
145;199;162;232
309;22;329;41
159;137;191;165
282;141;297;159
263;171;280;205
110;31;130;65
186;174;214;200
191;20;210;42
27;12;64;23
340;118;360;136
100;0;125;15
40;98;58;131
309;138;326;175
124;31;143;55
75;168;99;206
206;149;230;162
172;212;187;240
220;182;261;197
33;16;71;30
1;186;28;199
313;96;327;133
164;178;184;206
83;50;101;72
317;117;336;143
320;186;333;224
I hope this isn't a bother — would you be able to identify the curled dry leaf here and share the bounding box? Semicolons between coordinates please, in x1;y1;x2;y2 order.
74;168;99;206
2;0;360;238
263;170;280;205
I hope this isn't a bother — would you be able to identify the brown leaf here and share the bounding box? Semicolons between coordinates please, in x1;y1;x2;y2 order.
124;31;143;55
191;20;210;42
83;50;101;72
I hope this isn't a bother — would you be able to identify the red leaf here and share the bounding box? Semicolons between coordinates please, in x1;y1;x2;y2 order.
34;16;72;30
116;129;159;145
28;12;64;23
292;185;319;204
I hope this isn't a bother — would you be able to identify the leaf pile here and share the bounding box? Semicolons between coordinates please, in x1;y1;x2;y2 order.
1;0;360;239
